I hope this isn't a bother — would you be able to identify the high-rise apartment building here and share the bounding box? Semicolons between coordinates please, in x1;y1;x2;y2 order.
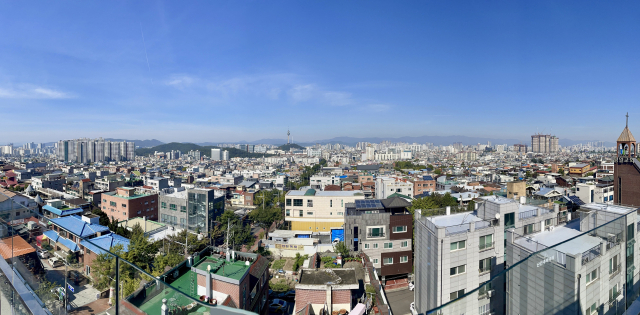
211;148;221;161
531;134;559;153
57;138;135;163
222;150;230;160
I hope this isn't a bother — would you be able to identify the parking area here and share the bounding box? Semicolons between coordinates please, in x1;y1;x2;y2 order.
40;257;102;309
386;288;414;315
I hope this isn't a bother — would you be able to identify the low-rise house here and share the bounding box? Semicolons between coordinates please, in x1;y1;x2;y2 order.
294;268;359;315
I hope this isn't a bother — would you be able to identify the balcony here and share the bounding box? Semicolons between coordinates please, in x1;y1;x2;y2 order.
582;244;602;266
367;232;386;238
478;267;491;275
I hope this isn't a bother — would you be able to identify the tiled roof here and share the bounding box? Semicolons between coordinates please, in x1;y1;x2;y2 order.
618;126;636;142
49;215;110;238
80;233;130;255
58;237;80;252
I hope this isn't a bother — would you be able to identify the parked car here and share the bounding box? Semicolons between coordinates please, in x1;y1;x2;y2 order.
409;281;414;291
37;249;49;259
410;302;417;315
269;299;287;313
48;258;63;268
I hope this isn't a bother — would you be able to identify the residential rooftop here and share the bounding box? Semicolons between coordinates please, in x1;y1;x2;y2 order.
287;188;364;197
103;190;152;199
513;220;600;256
298;268;358;286
193;256;251;281
580;203;639;215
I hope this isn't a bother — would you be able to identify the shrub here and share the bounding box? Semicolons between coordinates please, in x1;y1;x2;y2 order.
271;259;286;270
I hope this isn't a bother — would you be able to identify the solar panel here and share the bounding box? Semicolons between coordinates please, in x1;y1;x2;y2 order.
568;196;585;205
355;199;384;209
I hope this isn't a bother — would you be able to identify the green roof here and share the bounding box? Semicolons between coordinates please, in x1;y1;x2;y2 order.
194;256;250;281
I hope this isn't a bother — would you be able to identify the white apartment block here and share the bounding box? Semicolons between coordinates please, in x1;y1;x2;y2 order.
375;177;413;199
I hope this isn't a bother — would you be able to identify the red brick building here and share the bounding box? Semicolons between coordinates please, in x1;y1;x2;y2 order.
413;175;436;196
614;116;640;206
294;269;359;314
101;187;158;222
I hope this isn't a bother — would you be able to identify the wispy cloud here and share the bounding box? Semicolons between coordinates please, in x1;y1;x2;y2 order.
0;84;74;99
165;75;196;89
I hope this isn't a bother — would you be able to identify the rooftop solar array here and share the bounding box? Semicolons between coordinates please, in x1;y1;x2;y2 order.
567;195;585;205
355;199;384;209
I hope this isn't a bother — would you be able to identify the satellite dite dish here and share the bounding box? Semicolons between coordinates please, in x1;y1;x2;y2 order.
495;213;501;220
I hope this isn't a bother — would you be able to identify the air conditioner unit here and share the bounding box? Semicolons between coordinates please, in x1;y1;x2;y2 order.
487;290;495;298
549;226;554;231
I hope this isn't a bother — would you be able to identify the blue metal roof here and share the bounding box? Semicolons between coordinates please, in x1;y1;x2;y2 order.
80;234;130;255
58;237;80;252
49;215;110;238
43;230;60;242
42;205;83;216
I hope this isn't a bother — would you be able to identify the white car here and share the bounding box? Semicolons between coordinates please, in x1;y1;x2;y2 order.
37;249;50;259
410;302;418;315
408;281;414;291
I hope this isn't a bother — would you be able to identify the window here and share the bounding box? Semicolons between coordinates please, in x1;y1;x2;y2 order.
610;255;619;274
299;210;303;217
609;283;620;303
586;268;598;284
286;210;290;216
451;240;466;251
401;241;409;248
383;257;393;265
478;282;492;297
110;201;116;207
450;289;465;300
286;199;291;206
393;226;407;233
396;188;402;192
479;303;490;315
145;201;148;205
369;227;383;237
587;303;597;315
479;257;491;273
524;224;534;235
307;200;313;207
384;242;393;249
373;258;378;264
479;234;493;250
400;256;408;263
341;200;343;207
161;202;167;209
102;199;106;203
450;265;466;276
330;200;333;207
137;211;141;214
170;204;177;211
151;200;155;203
373;243;379;249
337;212;344;216
307;211;314;216
122;204;126;208
364;244;370;249
545;218;552;226
293;199;303;207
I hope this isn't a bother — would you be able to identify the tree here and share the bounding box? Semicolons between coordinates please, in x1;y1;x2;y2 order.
559;168;565;176
467;200;476;212
126;224;158;271
92;244;125;291
249;207;282;239
34;278;58;309
92;207;110;226
333;241;350;258
151;252;183;277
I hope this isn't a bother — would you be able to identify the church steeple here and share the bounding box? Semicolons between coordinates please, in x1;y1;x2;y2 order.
617;112;636;159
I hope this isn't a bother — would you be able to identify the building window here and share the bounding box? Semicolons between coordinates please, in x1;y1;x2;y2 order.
610;255;619;274
400;256;408;263
180;206;186;212
307;211;313;216
479;234;493;250
479;257;491;273
383;257;393;265
170;204;177;211
586;268;598;284
545;218;553;226
161;202;166;209
110;201;116;207
449;289;465;301
368;227;384;237
299;210;303;217
286;210;290;216
286;199;291;206
341;200;343;207
610;283;620;303
587;303;597;315
330;200;333;207
293;199;303;207
451;240;466;251
384;242;393;249
307;200;313;207
523;223;535;235
337;212;344;216
102;199;106;203
373;243;378;249
392;226;407;233
401;241;409;248
122;204;126;208
479;302;490;315
450;265;466;276
373;258;378;264
364;243;370;249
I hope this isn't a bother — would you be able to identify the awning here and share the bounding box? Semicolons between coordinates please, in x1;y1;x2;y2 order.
0;236;36;259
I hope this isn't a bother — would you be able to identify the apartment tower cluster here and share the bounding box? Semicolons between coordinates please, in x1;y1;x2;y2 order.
57;138;135;163
531;134;559;153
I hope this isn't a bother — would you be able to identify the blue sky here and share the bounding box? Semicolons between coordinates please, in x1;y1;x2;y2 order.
1;1;639;144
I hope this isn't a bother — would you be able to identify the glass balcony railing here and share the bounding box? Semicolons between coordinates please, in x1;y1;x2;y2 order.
0;190;258;315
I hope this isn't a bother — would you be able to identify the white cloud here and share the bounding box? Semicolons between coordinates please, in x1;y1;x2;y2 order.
0;84;73;99
165;75;195;88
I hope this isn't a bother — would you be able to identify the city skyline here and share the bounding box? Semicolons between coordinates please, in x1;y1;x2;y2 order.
1;1;639;143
